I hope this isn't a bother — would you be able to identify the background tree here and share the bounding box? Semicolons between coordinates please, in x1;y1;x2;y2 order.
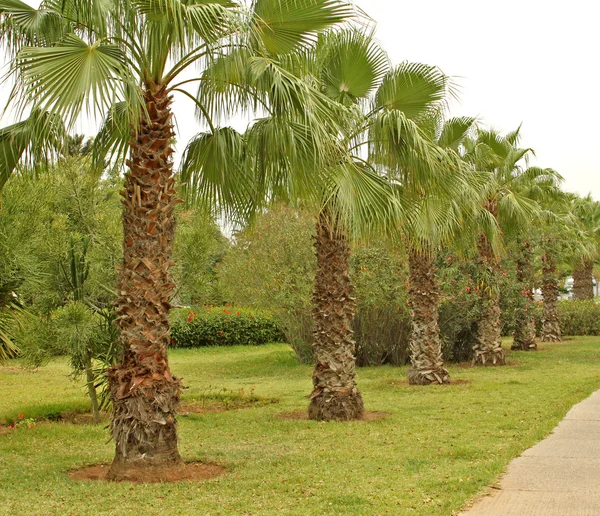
463;127;558;364
571;195;600;300
390;115;486;385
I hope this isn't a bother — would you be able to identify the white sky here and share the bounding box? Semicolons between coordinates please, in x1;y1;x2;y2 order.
354;0;600;198
2;0;599;199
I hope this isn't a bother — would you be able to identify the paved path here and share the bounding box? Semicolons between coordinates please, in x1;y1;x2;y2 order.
460;389;600;515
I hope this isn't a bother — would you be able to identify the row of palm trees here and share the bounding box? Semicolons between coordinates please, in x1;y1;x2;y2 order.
1;0;597;480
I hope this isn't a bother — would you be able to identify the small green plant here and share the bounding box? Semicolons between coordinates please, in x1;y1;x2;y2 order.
6;413;35;431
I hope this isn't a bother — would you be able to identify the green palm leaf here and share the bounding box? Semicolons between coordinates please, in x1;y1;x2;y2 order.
17;33;136;125
180;126;251;216
437;116;476;151
374;62;449;121
134;0;235;46
0;109;65;191
92;101;131;168
0;0;66;51
251;0;352;54
317;29;388;105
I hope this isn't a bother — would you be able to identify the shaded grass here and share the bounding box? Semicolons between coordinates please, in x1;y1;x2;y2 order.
1;338;600;515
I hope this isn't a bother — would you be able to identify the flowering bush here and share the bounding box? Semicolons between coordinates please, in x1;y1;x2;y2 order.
170;306;285;348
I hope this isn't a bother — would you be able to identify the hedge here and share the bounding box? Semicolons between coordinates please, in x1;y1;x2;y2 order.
169;306;285;348
531;300;600;337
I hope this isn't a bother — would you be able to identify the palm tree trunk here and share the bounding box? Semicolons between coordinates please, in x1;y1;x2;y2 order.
512;241;537;351
541;251;562;342
406;246;449;384
107;84;183;480
573;258;594;300
84;349;101;424
308;209;364;421
473;207;506;366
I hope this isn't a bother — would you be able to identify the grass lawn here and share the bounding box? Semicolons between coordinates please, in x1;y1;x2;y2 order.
2;337;600;515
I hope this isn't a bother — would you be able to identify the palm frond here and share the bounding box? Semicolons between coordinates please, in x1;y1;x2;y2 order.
374;62;449;122
437;116;477;151
0;109;65;191
317;28;389;105
0;0;67;53
15;33;138;126
179;126;252;219
251;0;353;55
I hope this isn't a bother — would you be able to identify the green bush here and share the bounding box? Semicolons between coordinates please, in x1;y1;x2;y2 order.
531;300;600;337
218;204;315;357
559;300;600;336
218;206;490;365
170;307;285;348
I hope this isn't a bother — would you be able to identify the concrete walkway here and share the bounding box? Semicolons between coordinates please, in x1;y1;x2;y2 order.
460;389;600;515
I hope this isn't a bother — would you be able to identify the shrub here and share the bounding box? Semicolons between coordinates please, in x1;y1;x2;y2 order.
170;307;285;348
172;209;228;306
218;204;315;358
559;300;600;336
218;206;492;365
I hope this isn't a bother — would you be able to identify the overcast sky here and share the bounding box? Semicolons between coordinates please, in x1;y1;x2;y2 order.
2;1;599;199
354;0;599;198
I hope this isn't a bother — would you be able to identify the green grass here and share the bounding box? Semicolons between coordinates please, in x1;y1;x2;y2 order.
2;338;600;515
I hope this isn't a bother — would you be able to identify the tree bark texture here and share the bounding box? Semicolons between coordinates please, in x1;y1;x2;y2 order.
309;209;364;421
541;252;562;342
406;247;450;385
108;85;183;480
573;258;594;300
473;201;506;366
512;241;537;351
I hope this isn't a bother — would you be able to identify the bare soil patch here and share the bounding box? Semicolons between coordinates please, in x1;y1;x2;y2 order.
276;411;389;422
56;411;107;425
179;396;278;416
381;378;470;387
68;462;226;484
450;379;471;385
456;361;520;369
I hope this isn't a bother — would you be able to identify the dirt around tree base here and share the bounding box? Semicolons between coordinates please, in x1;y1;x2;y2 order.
276;411;389;422
68;462;226;484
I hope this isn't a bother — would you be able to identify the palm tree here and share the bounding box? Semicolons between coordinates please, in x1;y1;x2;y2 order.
536;198;589;343
463;128;560;364
511;238;537;350
183;30;454;419
1;0;351;477
571;196;600;300
510;176;563;351
184;29;398;421
391;116;485;385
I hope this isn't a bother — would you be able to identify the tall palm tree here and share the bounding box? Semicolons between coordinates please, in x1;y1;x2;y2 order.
536;199;588;342
183;30;453;419
511;238;537;350
509;175;563;351
387;116;488;385
184;29;398;421
463;128;560;364
571;196;600;300
1;0;351;477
